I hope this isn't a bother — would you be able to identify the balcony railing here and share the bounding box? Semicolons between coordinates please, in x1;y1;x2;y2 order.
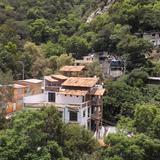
81;101;91;108
91;100;103;106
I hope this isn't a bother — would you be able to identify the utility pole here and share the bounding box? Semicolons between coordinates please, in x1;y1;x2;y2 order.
18;61;25;80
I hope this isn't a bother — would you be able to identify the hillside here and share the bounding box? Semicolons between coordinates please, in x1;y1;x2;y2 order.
0;1;160;160
0;0;160;77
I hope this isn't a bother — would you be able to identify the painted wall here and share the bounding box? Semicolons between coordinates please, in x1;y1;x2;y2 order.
23;93;45;104
55;93;83;104
62;105;91;129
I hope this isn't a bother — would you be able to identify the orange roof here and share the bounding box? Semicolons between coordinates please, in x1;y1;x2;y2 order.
90;88;105;96
13;84;26;89
60;65;85;72
45;76;58;82
62;77;99;88
59;89;88;96
51;74;68;80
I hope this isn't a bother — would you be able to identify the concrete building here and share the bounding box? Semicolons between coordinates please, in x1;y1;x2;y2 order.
2;66;105;136
7;84;27;113
75;54;95;66
43;66;105;134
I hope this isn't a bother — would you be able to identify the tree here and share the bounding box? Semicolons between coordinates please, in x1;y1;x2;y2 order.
42;41;65;58
100;134;145;160
103;81;144;122
134;104;158;133
22;41;48;78
117;35;152;70
85;60;103;78
56;54;74;70
65;36;89;58
0;71;13;130
63;124;98;160
0;106;98;160
125;69;149;88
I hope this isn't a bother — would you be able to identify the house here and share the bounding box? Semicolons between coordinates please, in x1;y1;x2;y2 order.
75;54;95;66
59;65;86;77
143;32;160;47
44;70;105;132
16;79;43;95
44;74;68;103
1;66;105;136
0;83;27;114
16;79;45;106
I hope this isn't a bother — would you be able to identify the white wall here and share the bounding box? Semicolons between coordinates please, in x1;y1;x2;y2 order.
56;93;83;104
23;93;45;104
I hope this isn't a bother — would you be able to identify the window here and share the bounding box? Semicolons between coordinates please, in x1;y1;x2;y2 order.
69;111;78;121
83;110;86;117
82;96;85;102
48;92;55;102
88;107;90;117
152;33;155;37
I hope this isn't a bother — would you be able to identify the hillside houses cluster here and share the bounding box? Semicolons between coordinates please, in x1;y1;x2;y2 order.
0;65;105;136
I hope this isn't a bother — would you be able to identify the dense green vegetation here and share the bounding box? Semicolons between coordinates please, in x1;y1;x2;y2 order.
1;0;160;78
0;107;98;160
100;104;160;160
1;0;160;159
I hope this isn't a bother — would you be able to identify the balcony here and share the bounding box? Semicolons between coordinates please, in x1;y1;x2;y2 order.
81;101;91;108
91;100;103;106
45;86;60;92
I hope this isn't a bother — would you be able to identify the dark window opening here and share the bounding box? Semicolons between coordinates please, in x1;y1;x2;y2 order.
88;107;90;117
69;111;77;121
82;96;85;102
83;110;86;117
48;92;55;102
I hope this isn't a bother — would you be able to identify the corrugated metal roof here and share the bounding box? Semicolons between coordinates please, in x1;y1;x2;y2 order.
60;65;85;72
21;79;43;83
62;77;99;88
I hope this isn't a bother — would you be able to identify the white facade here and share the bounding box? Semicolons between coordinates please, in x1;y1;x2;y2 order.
54;93;91;128
23;93;46;104
61;104;91;129
55;93;83;104
143;32;160;47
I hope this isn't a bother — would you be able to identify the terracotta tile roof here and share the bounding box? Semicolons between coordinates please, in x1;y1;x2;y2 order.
59;89;88;96
62;77;99;88
51;74;68;80
45;76;58;82
90;88;105;96
60;65;85;72
13;84;27;89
